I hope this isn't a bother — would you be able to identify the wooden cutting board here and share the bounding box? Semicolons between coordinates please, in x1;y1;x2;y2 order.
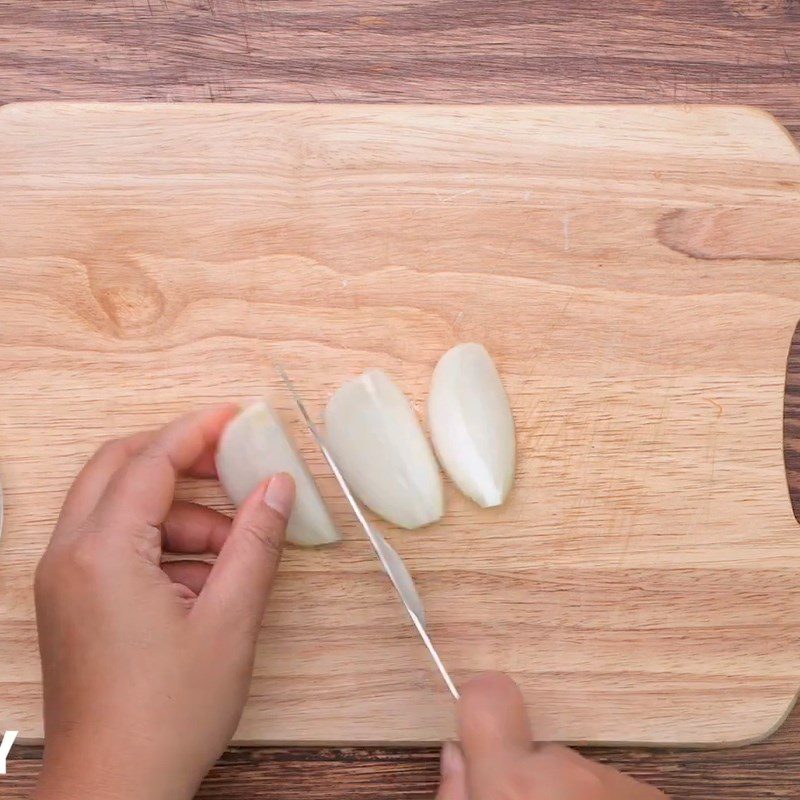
1;103;800;747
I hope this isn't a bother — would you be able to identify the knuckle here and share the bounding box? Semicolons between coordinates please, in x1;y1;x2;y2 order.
62;532;105;579
236;504;287;556
129;447;163;474
94;431;151;463
33;554;53;596
260;531;283;563
93;437;125;462
34;521;110;598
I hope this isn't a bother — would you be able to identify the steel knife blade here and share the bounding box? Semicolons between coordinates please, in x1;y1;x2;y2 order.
277;365;459;700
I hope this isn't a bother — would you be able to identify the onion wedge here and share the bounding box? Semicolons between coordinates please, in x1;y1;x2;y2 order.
216;401;340;547
428;343;515;507
324;370;444;529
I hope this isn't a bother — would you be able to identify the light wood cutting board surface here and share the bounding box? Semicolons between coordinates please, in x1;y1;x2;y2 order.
1;103;800;746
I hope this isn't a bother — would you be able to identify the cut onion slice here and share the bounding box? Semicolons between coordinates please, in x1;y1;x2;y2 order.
324;370;444;529
428;343;515;507
372;527;426;627
216;401;340;547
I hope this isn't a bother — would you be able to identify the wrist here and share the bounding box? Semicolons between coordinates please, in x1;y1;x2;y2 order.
34;734;195;800
36;770;192;800
35;767;157;800
36;776;147;800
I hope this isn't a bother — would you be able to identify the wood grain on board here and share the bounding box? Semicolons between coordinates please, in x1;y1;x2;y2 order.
1;2;800;798
1;102;799;752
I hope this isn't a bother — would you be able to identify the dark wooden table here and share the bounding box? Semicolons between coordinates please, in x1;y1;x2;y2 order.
1;2;800;797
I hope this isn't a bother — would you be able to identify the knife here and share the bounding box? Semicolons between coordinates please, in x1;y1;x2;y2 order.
277;366;460;700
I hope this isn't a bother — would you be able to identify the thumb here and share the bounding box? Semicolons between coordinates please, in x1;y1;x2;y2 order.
435;742;468;800
459;672;532;759
458;672;532;793
197;473;295;632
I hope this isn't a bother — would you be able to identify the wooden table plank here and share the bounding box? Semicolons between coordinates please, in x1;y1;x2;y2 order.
0;1;798;798
0;0;798;138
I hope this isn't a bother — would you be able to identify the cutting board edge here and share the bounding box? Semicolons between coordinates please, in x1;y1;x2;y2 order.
0;99;797;142
4;680;799;748
8;691;799;750
229;697;800;749
2;101;798;176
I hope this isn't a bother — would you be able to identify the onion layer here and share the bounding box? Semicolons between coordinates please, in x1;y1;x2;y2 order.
428;343;515;507
216;401;340;547
324;370;444;529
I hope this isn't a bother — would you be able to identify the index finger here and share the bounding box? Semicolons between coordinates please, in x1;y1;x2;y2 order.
56;430;154;535
95;404;238;528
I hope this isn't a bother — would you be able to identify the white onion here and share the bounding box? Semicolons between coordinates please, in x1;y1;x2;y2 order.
324;370;444;529
428;343;515;507
216;401;340;547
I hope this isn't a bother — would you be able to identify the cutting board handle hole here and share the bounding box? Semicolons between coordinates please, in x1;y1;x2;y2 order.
782;316;800;525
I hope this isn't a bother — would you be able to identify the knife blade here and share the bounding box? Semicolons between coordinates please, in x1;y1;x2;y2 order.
277;366;459;700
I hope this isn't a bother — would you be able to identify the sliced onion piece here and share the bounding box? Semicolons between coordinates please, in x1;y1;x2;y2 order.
216;401;340;547
372;528;426;627
324;370;444;529
428;343;515;507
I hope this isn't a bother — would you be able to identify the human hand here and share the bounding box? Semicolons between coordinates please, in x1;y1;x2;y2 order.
437;673;668;799
33;405;296;800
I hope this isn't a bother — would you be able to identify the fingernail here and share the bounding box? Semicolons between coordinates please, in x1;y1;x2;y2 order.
263;473;295;519
440;741;464;779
